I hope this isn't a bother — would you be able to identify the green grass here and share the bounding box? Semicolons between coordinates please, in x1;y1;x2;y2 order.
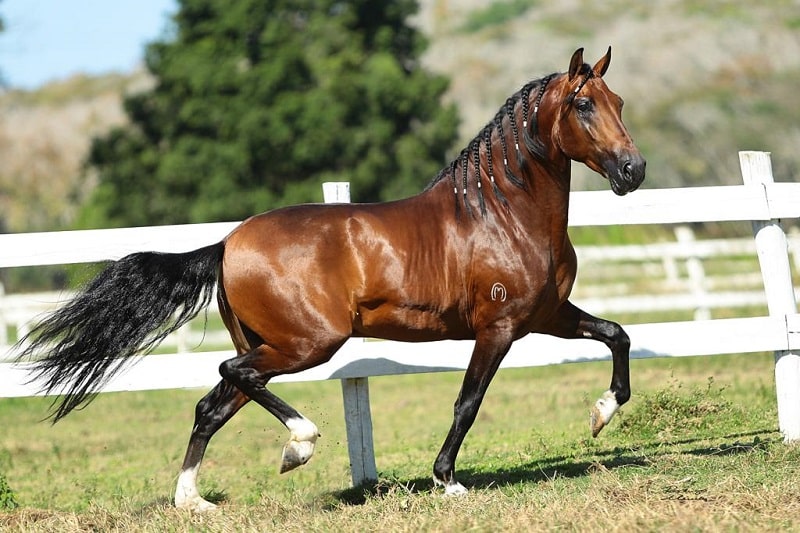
1;351;797;531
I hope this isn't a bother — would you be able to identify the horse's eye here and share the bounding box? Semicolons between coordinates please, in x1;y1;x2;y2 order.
575;98;593;114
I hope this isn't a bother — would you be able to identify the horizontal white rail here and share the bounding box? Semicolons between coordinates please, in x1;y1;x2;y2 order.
3;314;797;398
2;183;800;269
3;231;788;352
569;182;800;226
0;222;239;268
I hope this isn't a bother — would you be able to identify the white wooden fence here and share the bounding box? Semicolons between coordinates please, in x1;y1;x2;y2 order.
1;151;799;486
5;225;797;346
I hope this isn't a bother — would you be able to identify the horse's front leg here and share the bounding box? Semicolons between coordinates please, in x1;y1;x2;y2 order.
433;324;514;495
542;300;631;437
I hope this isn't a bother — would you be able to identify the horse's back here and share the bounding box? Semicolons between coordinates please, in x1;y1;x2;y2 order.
220;200;468;342
223;201;420;281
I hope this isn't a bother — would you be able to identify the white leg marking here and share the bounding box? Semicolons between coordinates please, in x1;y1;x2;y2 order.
433;475;468;496
175;465;217;512
596;390;620;422
281;416;321;473
590;390;620;438
286;416;320;443
444;482;468;496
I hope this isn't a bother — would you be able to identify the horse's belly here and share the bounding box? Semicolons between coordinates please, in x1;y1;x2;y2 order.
353;302;470;342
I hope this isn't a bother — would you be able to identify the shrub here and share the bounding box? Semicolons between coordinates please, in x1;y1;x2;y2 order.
614;377;736;440
0;474;18;510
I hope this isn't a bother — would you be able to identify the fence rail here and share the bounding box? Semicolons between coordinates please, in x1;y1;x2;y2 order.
5;229;796;351
1;151;799;486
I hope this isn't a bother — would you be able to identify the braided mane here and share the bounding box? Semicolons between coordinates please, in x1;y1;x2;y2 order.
426;73;559;216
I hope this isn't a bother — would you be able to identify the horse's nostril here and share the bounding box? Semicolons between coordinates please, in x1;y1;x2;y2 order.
622;161;633;179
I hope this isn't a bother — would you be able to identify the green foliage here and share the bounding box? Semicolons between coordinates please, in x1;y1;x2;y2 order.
614;376;737;440
0;474;18;511
460;0;537;33
84;0;458;227
787;16;800;29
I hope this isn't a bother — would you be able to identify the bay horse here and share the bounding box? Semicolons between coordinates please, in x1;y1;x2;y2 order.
17;47;645;510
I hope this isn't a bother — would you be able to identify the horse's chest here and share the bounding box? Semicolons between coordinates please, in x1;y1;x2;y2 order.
478;239;576;321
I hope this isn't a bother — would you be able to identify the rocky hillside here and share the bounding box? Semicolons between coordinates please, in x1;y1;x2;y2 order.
2;0;799;234
0;72;152;232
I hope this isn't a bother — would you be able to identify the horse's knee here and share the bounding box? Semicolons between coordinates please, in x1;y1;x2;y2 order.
604;321;629;352
218;358;236;381
218;357;253;385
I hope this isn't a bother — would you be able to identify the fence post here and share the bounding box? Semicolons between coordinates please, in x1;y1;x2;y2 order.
739;151;800;442
321;182;378;485
0;282;6;348
674;225;711;320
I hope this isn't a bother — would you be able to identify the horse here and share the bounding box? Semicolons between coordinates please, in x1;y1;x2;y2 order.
17;47;645;510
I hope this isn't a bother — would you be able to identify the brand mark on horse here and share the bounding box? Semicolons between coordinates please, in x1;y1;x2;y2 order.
490;282;508;302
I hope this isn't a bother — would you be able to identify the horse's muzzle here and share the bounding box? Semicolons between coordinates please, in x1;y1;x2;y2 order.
608;152;646;196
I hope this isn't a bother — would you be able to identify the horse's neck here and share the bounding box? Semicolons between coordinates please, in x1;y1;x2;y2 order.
419;165;571;253
516;157;572;226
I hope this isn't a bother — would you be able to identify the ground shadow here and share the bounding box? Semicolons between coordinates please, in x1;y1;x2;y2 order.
329;427;779;506
683;429;775;457
331;451;648;506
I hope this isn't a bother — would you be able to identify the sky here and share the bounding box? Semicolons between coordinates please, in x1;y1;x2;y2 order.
0;0;178;89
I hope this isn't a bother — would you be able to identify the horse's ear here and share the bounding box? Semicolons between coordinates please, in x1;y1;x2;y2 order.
593;46;612;77
568;48;584;80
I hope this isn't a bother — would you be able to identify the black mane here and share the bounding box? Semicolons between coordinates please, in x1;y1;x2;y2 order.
425;72;560;215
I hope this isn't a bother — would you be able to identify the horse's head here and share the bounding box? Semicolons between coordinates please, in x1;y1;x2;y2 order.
549;47;645;195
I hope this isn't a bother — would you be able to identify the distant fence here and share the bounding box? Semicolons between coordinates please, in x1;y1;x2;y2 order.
573;227;800;320
1;152;799;486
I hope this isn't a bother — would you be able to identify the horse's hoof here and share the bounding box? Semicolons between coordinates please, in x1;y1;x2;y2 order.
444;482;468;496
175;495;218;512
280;439;315;473
590;390;619;438
433;476;468;496
590;405;606;438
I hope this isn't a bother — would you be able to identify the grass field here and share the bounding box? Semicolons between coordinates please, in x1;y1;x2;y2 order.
1;351;799;531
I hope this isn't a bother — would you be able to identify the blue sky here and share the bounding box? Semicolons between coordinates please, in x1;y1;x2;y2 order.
0;0;178;89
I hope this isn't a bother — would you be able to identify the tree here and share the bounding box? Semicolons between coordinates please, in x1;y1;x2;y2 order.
84;0;459;227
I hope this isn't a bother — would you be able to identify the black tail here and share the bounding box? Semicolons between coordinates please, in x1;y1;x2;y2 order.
15;242;225;422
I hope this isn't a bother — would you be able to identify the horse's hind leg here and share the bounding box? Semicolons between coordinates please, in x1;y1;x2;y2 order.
175;289;256;511
175;380;249;511
175;344;328;511
542;300;631;437
218;343;340;473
